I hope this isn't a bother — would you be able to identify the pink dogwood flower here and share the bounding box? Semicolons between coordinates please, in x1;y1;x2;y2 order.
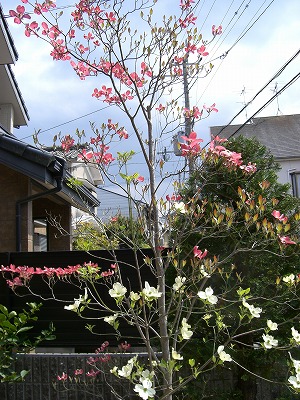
212;24;222;36
57;372;68;381
61;135;75;152
180;0;195;10
9;6;31;24
203;103;218;113
156;104;166;112
197;45;209;57
272;210;288;223
180;131;203;156
279;236;296;245
193;246;208;259
24;21;39;37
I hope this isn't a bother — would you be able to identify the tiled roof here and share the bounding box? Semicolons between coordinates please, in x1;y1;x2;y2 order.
210;114;300;160
0;131;99;209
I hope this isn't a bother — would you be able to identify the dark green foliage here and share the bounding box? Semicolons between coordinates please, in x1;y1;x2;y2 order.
173;136;300;399
73;215;150;250
0;302;55;382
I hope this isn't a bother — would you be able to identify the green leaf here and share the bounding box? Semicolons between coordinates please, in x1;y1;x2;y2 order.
189;359;195;367
17;326;33;334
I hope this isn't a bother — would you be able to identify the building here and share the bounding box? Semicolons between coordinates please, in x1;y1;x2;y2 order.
96;187;143;222
0;5;99;252
210;114;300;195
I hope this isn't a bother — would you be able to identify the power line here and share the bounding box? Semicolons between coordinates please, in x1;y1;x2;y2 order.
217;71;300;141
20;104;112;140
214;48;300;137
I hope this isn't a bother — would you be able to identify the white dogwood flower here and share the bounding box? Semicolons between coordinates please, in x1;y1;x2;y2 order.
181;318;193;340
288;355;300;389
134;378;156;400
242;298;262;318
262;334;278;349
109;282;127;298
173;276;186;292
104;314;118;326
288;374;300;389
198;287;218;305
117;357;136;378
283;273;295;284
217;345;232;362
142;281;162;301
130;291;140;301
172;348;183;360
64;288;88;312
173;201;186;214
291;327;300;344
117;363;133;378
267;320;278;331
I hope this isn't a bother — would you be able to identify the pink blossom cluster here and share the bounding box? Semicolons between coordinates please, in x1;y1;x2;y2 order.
185;42;209;56
179;0;195;10
271;211;297;245
208;136;257;173
9;1;56;24
10;3;152;96
166;194;182;202
212;25;222;36
101;264;117;278
60;118;130;165
119;341;131;352
179;13;197;28
193;246;208;260
0;262;100;289
279;236;296;245
183;106;203;119
180;131;204;156
91;62;152;104
77;146;115;165
182;103;218;122
272;210;288;224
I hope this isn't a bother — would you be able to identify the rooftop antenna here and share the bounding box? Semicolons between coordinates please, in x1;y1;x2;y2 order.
271;82;283;115
240;86;248;120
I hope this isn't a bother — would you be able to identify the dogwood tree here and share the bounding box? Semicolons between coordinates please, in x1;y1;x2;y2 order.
3;1;300;399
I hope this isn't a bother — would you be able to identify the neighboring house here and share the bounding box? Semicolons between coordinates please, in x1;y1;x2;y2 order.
96;187;144;222
0;5;100;252
47;148;104;227
210;114;300;195
0;5;28;133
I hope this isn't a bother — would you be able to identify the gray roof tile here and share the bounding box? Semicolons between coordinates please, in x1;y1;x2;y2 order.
210;114;300;159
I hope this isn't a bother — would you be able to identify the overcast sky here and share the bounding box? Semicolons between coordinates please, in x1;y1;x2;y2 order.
3;0;300;193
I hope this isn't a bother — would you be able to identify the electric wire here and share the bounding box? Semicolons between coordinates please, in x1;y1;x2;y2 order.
211;71;300;142
20;104;112;141
194;0;276;103
210;48;300;138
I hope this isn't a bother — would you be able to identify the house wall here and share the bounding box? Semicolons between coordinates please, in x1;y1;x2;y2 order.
0;164;31;252
0;103;14;133
33;198;72;251
0;164;72;252
276;159;300;190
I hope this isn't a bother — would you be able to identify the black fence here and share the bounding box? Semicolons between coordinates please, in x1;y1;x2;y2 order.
0;249;157;352
0;353;144;400
0;353;296;400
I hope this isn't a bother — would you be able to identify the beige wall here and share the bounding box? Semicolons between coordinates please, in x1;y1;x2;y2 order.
33;198;72;251
0;164;72;252
0;164;31;252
